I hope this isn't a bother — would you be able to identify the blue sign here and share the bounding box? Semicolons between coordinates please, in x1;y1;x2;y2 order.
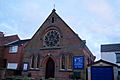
73;56;84;69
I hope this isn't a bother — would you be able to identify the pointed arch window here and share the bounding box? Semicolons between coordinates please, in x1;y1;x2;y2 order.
67;54;72;70
31;54;35;68
52;17;54;23
36;54;40;68
60;54;66;69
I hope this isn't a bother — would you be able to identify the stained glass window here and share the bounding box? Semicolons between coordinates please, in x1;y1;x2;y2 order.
44;30;60;47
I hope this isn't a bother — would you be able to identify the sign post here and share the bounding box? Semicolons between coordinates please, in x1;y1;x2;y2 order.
72;56;84;79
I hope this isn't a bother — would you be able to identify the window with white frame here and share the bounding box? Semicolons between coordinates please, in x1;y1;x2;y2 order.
116;53;120;63
9;46;18;53
7;63;18;69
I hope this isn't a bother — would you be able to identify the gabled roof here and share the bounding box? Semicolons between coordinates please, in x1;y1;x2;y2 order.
28;9;83;43
4;35;20;45
101;44;120;52
6;39;30;46
51;10;95;58
84;44;96;60
88;59;118;67
25;9;95;59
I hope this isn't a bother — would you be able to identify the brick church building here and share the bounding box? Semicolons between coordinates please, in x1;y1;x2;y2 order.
23;9;95;80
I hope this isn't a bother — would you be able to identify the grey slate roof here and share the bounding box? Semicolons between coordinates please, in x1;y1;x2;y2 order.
88;59;118;67
7;39;30;46
101;44;120;52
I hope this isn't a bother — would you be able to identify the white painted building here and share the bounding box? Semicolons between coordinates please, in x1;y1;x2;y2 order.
101;44;120;79
87;59;118;80
101;44;120;66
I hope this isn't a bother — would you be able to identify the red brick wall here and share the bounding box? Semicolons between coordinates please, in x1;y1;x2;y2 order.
23;10;95;80
3;45;24;69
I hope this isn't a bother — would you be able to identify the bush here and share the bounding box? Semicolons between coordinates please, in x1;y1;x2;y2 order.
5;76;33;80
48;78;55;80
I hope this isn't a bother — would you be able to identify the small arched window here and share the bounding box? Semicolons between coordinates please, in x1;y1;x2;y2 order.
52;17;54;23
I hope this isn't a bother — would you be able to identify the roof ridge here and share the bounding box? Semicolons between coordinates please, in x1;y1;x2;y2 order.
101;43;120;46
20;39;31;41
4;40;19;46
4;34;18;38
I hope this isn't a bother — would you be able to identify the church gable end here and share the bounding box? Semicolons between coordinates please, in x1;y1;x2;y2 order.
23;9;95;80
25;9;83;51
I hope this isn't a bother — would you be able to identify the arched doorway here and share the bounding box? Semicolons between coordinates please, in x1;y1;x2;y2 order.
45;57;55;79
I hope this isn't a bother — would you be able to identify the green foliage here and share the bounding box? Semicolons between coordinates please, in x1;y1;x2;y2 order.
5;76;32;80
23;76;30;80
48;78;55;80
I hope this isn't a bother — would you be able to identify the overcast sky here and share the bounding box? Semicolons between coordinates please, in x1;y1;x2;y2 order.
0;0;120;60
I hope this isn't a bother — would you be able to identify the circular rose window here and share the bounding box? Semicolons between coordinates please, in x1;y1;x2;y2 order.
44;30;60;47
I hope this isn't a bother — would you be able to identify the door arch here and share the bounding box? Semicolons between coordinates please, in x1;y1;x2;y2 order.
45;57;55;79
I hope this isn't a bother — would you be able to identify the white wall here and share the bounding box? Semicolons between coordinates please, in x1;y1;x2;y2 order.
101;52;116;63
101;52;120;66
87;67;91;80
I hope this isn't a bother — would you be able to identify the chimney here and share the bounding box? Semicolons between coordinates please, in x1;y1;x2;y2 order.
82;40;86;44
0;32;4;37
0;32;4;46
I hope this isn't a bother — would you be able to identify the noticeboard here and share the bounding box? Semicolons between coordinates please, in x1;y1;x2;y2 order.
23;62;29;71
73;56;84;69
